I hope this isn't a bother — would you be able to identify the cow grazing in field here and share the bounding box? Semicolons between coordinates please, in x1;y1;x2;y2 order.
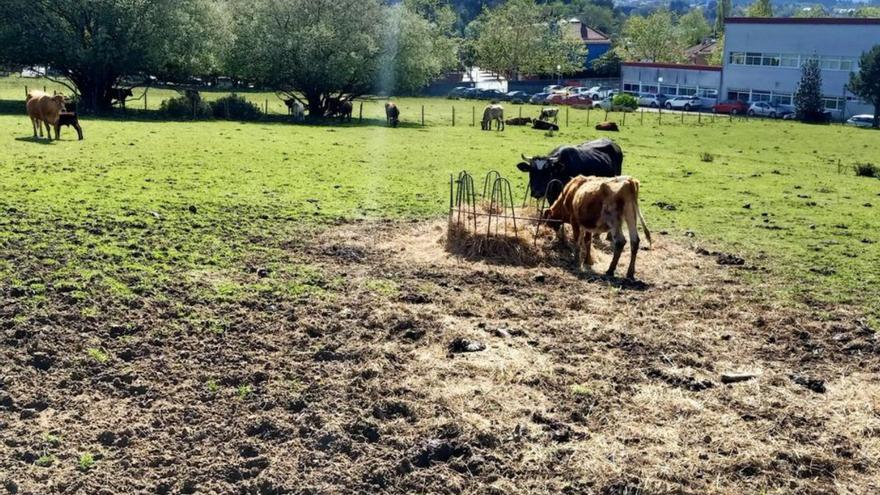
284;99;306;121
481;104;504;131
539;107;559;123
543;175;652;279
532;119;559;131
516;138;624;204
505;116;532;126
327;98;353;121
596;121;619;132
109;87;133;107
26;90;66;140
385;102;400;127
57;112;83;140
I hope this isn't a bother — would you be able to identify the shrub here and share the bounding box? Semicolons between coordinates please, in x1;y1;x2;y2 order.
160;92;212;118
78;453;95;471
854;162;878;178
700;152;715;163
210;94;261;120
612;93;638;110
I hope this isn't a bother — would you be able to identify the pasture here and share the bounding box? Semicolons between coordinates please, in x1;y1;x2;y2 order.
1;83;879;494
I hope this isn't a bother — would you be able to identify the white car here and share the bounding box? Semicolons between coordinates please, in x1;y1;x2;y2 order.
587;86;616;100
637;93;668;108
665;96;703;111
543;85;566;94
747;102;793;118
846;114;876;128
592;96;633;112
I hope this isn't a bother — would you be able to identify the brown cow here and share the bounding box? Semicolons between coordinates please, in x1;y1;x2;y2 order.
26;90;66;140
505;116;532;126
595;121;619;131
385;102;400;127
543;175;652;278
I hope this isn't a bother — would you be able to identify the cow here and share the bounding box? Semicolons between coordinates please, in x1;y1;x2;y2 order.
57;112;84;140
385;102;400;127
481;104;504;131
596;121;619;132
327;98;353;121
26;90;66;140
505;116;532;126
539;107;559;123
109;87;133;107
284;99;306;121
516;138;624;204
542;175;652;279
532;119;559;131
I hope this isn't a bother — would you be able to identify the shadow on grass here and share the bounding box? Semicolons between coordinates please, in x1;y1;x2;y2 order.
0;99;422;129
14;136;56;145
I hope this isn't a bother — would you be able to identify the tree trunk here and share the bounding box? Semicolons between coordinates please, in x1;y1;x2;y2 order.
305;91;326;118
71;71;118;113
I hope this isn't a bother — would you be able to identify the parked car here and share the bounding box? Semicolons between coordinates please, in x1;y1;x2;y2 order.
593;96;634;112
506;91;531;104
587;86;616;100
845;114;876;128
561;94;592;107
447;86;471;99
713;100;748;115
529;92;551;104
460;88;480;99
544;93;567;105
747;102;793;118
637;93;668;108
562;86;581;95
665;96;703;111
476;88;506;101
543;85;566;94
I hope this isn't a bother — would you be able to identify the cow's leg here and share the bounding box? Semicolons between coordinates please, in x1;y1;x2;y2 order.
625;208;640;279
44;120;53;140
606;222;626;277
571;223;581;267
31;117;39;137
583;232;594;268
54;122;61;140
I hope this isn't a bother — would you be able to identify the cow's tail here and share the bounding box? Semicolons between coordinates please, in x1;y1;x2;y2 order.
629;179;652;248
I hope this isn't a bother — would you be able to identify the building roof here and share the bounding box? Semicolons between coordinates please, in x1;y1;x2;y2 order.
622;62;723;72
725;16;880;25
563;19;612;44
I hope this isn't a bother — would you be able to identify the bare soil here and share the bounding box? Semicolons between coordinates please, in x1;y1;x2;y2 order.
1;220;878;495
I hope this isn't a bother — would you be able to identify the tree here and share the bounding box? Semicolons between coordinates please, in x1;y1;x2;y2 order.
678;9;712;46
848;45;880;129
707;35;725;66
794;4;828;17
0;0;224;112
379;4;459;95
715;0;731;34
855;6;880;17
591;50;621;77
617;10;684;63
747;0;773;17
794;57;825;122
473;0;586;80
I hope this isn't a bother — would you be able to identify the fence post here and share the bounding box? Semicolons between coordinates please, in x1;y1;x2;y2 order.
604;109;608;121
359;102;363;123
43;85;46;93
586;108;590;125
640;109;644;125
681;111;684;124
421;105;424;126
452;106;455;127
192;98;196;119
472;106;475;127
566;106;569;127
265;99;268;115
658;107;662;125
145;93;148;111
518;107;522;118
698;112;701;124
622;111;626;126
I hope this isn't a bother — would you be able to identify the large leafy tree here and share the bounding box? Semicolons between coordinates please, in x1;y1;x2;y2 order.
473;0;586;80
848;45;880;129
677;9;711;46
746;0;773;17
794;57;825;122
617;10;684;63
715;0;731;35
0;0;224;112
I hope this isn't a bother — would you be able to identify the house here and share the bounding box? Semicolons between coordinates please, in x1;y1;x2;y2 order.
684;39;718;66
562;18;612;64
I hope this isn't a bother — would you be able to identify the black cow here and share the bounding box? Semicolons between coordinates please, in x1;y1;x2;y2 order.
327;98;353;121
385;102;400;127
109;88;133;107
516;138;623;204
57;112;83;140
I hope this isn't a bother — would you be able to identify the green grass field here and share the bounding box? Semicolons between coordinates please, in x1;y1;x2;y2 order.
2;76;879;319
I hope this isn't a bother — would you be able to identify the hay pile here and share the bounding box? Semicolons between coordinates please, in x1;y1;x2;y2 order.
445;206;559;266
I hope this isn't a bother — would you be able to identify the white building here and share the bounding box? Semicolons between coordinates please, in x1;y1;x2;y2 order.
621;62;721;104
721;17;880;118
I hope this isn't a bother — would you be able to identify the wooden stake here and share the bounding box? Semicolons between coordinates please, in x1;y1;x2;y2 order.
421;105;424;126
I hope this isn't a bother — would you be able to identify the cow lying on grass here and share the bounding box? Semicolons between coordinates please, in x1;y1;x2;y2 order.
505;116;532;126
26;90;66;140
57;112;83;140
532;119;559;131
596;121;619;131
543;175;652;279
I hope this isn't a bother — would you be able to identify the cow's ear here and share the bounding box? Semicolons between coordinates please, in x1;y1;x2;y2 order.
516;162;530;172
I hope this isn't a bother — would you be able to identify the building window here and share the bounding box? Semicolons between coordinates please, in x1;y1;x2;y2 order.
729;52;745;65
642;85;658;94
728;90;750;102
679;86;697;96
762;54;781;66
771;93;792;106
780;54;799;67
823;97;844;110
623;82;639;93
751;91;771;102
697;88;718;98
745;52;762;65
660;85;677;95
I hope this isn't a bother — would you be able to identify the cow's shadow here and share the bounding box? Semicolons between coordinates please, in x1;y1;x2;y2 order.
15;136;56;145
543;238;652;291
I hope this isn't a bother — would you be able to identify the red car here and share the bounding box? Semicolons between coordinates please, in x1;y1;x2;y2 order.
544;93;567;105
561;94;593;107
713;100;748;115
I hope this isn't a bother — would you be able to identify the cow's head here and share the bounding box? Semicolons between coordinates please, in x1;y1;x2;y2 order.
516;154;565;203
52;94;67;111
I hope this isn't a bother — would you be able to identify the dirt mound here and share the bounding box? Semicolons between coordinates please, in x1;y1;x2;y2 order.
1;220;877;494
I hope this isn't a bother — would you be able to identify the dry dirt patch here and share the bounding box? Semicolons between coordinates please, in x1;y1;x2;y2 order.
1;220;877;495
